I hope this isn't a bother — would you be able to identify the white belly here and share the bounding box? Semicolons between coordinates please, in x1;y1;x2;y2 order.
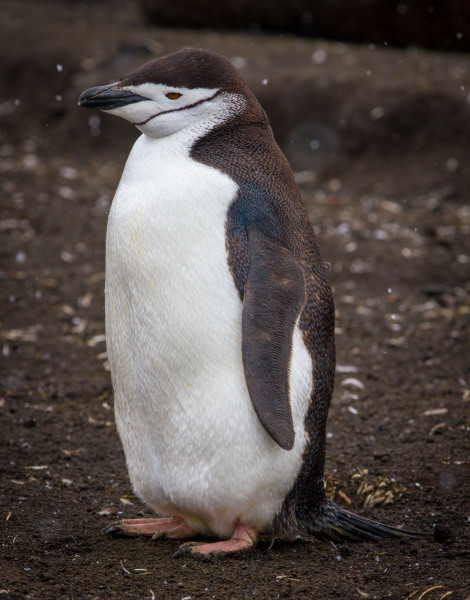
106;134;313;537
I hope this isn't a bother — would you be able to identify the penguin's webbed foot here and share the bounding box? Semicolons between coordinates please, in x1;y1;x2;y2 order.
104;516;195;539
173;522;257;559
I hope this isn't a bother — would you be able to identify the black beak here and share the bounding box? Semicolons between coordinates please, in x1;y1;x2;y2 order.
78;82;149;110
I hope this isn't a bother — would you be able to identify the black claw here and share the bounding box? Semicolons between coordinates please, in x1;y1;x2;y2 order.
172;547;192;559
202;552;215;562
104;524;126;536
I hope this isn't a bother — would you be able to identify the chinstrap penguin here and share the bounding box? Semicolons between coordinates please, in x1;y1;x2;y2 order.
79;49;421;558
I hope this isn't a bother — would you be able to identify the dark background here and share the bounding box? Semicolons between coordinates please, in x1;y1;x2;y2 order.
1;1;469;598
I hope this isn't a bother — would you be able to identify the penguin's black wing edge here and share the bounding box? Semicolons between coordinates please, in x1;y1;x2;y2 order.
242;224;307;451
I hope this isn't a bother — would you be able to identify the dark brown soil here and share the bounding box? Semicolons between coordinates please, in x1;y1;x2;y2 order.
1;2;469;599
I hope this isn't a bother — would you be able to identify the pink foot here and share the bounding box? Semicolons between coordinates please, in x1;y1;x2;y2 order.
173;522;257;559
105;516;195;539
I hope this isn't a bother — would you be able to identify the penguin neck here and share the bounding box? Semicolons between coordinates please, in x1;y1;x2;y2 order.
133;129;197;158
120;124;226;194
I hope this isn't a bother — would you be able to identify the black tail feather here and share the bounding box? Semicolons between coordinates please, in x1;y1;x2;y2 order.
304;500;426;542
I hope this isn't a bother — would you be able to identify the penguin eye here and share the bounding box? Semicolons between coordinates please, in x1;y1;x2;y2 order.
166;92;182;100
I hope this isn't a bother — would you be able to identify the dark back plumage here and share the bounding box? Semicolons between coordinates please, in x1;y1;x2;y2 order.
186;56;336;530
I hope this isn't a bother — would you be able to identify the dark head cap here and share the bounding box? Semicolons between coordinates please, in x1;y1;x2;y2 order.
121;48;249;94
78;48;267;137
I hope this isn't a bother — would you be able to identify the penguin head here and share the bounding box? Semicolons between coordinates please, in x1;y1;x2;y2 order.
79;49;263;138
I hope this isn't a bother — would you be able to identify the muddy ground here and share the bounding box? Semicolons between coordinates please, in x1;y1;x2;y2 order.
1;1;469;599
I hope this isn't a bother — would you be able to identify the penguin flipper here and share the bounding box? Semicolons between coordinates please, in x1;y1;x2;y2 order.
242;224;307;451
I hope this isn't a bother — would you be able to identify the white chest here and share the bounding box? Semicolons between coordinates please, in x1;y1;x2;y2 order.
106;134;244;420
107;134;236;282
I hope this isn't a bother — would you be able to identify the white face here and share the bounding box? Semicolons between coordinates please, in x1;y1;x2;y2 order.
106;83;245;138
